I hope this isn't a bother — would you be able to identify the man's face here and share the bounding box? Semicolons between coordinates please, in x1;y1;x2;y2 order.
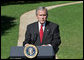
36;10;47;24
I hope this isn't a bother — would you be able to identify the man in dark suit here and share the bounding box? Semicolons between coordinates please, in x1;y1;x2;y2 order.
23;7;61;54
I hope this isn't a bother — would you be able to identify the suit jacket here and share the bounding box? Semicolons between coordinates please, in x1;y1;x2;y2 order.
23;21;61;53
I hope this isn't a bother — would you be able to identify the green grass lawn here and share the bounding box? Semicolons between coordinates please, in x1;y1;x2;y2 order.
1;1;83;59
48;3;83;59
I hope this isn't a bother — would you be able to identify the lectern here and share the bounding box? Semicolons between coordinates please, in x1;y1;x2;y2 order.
9;46;55;59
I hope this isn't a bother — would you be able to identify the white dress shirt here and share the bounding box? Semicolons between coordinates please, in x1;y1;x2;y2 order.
38;22;46;32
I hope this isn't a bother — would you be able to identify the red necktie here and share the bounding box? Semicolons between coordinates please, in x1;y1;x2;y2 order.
40;25;43;43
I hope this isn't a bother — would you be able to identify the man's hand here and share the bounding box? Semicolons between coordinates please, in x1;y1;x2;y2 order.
41;44;52;46
41;45;48;46
25;44;29;46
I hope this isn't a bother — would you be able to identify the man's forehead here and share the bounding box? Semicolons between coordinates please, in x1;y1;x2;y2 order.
38;9;46;12
37;10;46;13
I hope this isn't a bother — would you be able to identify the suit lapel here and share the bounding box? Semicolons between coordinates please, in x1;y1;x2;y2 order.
42;21;50;44
35;22;39;36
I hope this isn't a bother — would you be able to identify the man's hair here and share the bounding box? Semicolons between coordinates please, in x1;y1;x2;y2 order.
36;6;48;16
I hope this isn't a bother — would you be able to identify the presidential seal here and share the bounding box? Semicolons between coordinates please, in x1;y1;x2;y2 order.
24;44;38;59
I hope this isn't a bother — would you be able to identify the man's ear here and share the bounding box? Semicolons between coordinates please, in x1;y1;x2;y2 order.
46;14;48;19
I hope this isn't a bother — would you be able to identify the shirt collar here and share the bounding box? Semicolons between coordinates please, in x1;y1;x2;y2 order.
38;21;46;27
